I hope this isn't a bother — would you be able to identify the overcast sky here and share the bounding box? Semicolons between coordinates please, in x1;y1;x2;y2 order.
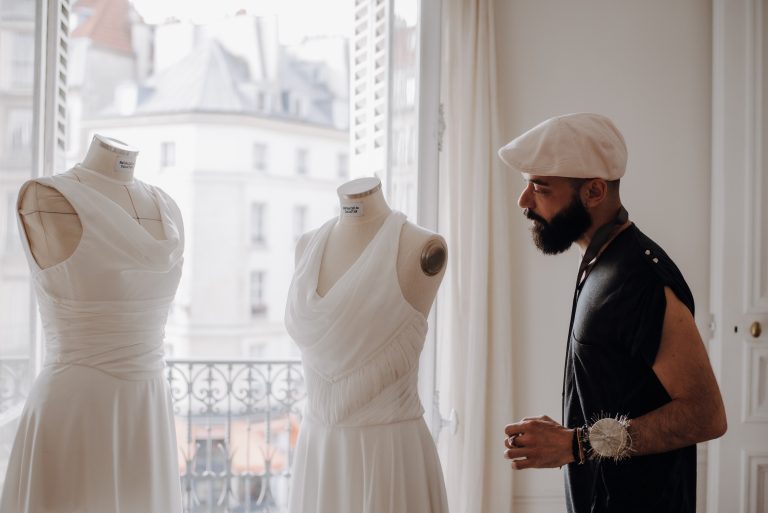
130;0;353;44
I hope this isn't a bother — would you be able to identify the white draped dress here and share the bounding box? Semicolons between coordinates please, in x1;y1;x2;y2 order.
285;210;449;513
0;172;184;513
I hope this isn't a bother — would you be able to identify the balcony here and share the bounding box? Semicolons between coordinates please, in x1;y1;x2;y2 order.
0;358;306;513
167;360;305;513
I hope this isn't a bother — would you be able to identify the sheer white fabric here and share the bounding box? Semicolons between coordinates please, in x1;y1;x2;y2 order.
285;211;448;513
0;172;184;513
438;0;515;512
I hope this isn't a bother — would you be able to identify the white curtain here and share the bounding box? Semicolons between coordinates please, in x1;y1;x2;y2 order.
437;0;515;511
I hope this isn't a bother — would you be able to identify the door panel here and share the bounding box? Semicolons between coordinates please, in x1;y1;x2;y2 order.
709;0;768;511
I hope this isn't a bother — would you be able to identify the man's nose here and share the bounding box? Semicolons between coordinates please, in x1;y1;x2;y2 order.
518;184;533;209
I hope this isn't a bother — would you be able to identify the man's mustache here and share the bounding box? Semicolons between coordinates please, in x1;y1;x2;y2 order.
524;208;547;225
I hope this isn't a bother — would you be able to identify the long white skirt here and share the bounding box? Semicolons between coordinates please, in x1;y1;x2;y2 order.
289;417;449;513
0;364;182;513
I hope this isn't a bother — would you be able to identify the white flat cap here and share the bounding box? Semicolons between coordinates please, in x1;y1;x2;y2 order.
498;112;627;180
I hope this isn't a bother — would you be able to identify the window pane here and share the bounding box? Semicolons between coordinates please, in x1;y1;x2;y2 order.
250;202;266;245
293;205;307;241
63;2;352;510
253;142;267;171
337;152;349;179
296;148;308;175
389;0;419;219
11;33;34;89
81;10;355;356
160;141;175;167
4;109;32;163
0;0;36;489
250;270;267;317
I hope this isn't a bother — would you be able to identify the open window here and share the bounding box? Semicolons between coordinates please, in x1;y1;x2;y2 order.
0;0;445;507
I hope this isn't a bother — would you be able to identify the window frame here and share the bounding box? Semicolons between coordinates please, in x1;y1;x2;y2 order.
0;0;67;439
11;31;35;89
410;0;443;439
350;0;444;436
293;204;308;242
160;141;175;168
5;108;33;153
295;147;308;175
15;0;445;436
249;202;267;247
337;151;349;179
25;0;68;376
249;270;267;318
252;142;267;172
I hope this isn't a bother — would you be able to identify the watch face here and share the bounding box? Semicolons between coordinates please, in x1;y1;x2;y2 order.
589;417;629;458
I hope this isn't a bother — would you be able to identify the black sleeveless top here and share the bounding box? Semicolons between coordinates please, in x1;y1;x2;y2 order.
564;224;696;513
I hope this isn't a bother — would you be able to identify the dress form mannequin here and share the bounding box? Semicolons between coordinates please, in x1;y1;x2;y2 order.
18;135;165;269
296;177;447;317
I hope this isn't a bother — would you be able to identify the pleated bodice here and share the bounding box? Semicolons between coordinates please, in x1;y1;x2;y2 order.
285;211;428;426
17;172;184;380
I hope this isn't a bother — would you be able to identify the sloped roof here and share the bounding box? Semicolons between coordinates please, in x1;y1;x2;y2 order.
136;39;250;114
131;38;338;127
72;0;133;56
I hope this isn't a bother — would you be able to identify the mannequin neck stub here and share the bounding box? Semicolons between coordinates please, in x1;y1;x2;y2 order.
337;178;391;225
80;135;138;184
317;178;392;297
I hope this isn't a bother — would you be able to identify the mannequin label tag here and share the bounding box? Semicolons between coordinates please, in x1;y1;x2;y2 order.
114;158;136;173
342;202;364;217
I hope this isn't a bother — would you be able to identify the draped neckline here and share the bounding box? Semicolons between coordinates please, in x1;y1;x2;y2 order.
67;166;173;244
312;210;397;300
23;173;182;276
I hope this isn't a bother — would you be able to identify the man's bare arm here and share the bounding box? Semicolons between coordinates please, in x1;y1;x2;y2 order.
503;287;727;468
627;287;726;455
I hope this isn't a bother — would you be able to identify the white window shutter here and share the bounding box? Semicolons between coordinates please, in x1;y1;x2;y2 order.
43;0;69;173
351;0;391;185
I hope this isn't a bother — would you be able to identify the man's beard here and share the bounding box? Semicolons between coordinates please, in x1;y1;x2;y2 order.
525;195;592;255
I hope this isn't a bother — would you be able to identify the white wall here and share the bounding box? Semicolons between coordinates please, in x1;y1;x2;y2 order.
493;1;712;511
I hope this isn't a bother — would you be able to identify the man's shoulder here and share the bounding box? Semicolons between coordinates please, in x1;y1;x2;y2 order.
616;225;695;314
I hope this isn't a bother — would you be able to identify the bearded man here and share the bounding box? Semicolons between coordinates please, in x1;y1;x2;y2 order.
499;113;727;513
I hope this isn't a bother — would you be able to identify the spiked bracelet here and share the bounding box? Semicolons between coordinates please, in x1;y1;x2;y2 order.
586;416;633;461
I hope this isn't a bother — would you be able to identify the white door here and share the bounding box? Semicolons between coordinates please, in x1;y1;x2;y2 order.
708;0;768;511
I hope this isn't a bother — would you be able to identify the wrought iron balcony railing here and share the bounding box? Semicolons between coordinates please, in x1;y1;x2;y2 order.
166;359;306;513
0;358;305;513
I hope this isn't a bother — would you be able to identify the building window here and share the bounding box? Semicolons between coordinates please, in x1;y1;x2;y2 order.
5;108;32;153
250;203;266;245
296;148;308;175
11;33;34;89
337;152;349;180
281;90;291;113
245;341;265;359
250;271;267;317
293;205;307;241
252;143;267;172
194;438;227;474
3;191;20;255
256;91;267;111
160;141;175;167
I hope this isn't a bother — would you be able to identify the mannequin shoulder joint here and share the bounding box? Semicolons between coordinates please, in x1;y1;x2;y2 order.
420;235;447;276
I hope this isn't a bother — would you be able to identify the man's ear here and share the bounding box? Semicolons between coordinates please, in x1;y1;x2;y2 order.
582;179;608;207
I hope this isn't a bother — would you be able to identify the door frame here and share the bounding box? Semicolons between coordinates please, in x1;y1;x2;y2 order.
708;0;767;510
